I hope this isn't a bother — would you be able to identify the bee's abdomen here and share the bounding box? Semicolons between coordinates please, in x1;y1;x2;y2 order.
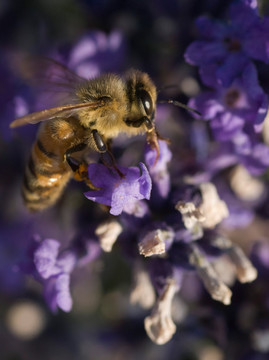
22;130;72;212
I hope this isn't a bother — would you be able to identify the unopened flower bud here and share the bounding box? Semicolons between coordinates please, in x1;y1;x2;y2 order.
144;279;178;345
95;220;123;252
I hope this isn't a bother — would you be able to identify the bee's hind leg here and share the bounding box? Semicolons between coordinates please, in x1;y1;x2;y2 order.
65;143;90;183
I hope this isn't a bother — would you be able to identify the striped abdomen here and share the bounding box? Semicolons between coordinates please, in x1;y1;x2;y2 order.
22;119;84;211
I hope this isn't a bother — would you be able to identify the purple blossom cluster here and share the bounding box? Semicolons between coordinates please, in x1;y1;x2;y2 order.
2;0;269;357
185;0;269;176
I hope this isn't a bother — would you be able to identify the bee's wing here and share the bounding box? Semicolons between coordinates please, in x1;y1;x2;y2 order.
10;101;105;128
19;56;84;88
9;54;86;105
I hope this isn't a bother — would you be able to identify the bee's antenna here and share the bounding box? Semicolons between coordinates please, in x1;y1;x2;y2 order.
158;99;201;116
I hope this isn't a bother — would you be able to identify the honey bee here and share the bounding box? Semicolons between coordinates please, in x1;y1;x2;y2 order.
10;61;160;212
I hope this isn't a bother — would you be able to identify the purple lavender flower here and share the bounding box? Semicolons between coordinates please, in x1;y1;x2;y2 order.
233;133;269;175
243;0;258;10
185;1;269;86
145;140;172;198
34;239;77;312
34;239;77;279
192;138;269;180
43;273;73;313
84;162;152;216
204;143;238;178
67;30;126;78
189;62;268;141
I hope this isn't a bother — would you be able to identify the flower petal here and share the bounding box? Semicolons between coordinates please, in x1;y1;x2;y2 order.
184;41;226;66
34;239;60;279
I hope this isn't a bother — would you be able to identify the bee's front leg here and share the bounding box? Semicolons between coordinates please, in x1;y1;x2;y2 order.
91;130;124;178
146;128;171;166
146;128;160;162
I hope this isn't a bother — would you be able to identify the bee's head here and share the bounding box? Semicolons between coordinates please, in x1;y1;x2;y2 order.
124;69;157;132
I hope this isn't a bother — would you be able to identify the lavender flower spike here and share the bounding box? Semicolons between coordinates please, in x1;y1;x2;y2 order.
85;162;152;216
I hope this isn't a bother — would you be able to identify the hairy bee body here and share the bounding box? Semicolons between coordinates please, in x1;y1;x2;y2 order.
22;118;87;211
11;66;158;212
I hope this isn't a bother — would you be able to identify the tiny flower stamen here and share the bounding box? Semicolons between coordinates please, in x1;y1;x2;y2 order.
95;220;123;252
144;279;178;345
189;245;232;305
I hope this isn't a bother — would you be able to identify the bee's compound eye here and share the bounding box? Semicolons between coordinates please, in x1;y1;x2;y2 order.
137;89;153;116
